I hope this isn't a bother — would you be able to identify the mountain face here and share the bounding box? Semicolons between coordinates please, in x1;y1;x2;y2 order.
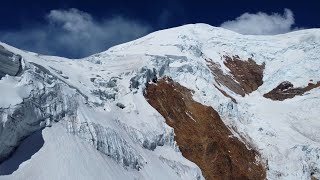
0;24;319;180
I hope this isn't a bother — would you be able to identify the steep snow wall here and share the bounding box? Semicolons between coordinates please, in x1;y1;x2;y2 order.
0;46;21;79
0;63;79;162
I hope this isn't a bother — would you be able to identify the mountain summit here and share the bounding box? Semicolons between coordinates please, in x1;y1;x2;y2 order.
0;24;320;180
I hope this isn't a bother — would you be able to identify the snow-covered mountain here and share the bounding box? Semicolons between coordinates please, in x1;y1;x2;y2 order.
0;23;320;180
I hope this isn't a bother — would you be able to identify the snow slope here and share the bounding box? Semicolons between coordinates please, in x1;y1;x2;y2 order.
0;23;320;179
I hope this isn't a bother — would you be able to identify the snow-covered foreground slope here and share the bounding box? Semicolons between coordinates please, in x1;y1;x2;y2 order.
0;24;320;179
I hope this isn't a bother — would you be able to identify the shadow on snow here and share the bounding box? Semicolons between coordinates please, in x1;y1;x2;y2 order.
0;130;44;175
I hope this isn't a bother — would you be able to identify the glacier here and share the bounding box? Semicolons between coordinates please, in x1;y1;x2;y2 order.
0;23;319;179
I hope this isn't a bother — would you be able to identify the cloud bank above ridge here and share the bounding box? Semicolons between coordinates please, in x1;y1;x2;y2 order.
220;9;298;35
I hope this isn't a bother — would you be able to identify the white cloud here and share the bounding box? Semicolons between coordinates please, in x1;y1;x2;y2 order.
221;9;297;35
47;8;94;33
0;8;152;58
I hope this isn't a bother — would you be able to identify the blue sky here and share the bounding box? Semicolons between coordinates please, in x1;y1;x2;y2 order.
0;0;319;58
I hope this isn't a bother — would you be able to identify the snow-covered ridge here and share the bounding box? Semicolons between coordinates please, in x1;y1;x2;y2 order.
0;24;320;179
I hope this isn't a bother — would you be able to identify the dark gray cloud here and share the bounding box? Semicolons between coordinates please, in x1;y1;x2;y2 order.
0;8;152;58
221;9;298;35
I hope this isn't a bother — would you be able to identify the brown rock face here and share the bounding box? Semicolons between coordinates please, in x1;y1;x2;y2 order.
263;81;320;101
206;55;265;97
224;56;265;94
144;77;266;180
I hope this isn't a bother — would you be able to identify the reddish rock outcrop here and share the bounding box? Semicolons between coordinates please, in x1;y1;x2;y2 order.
263;81;320;101
144;77;266;180
224;56;265;94
206;55;265;97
